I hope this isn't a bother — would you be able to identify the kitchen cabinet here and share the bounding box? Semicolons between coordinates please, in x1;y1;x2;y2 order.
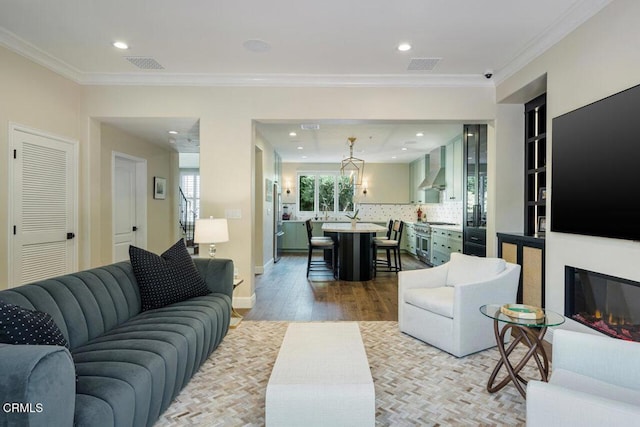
445;137;463;201
409;156;426;203
402;223;416;255
282;222;308;250
409;155;438;203
497;233;545;308
430;226;463;266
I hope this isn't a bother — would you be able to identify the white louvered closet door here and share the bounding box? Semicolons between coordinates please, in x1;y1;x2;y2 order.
11;129;77;286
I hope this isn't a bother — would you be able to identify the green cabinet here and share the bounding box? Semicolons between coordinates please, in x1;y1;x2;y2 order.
445;137;463;201
430;226;463;266
409;155;439;204
282;222;308;250
402;223;416;255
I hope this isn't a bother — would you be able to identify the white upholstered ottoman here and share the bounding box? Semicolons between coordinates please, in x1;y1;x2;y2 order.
265;322;375;427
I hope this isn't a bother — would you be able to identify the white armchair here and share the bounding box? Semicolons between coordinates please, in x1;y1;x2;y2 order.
527;329;640;426
398;252;520;357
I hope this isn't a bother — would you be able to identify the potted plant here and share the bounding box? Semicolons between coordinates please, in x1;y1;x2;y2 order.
345;209;360;228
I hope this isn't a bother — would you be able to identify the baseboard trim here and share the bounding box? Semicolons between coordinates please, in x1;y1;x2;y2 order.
233;294;256;309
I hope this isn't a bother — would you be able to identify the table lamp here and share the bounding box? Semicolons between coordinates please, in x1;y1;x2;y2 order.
194;217;229;258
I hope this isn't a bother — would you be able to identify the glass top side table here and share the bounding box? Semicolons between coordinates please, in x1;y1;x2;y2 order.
479;304;565;399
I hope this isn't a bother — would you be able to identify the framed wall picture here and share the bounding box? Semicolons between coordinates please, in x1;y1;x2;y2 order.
537;216;547;233
538;187;547;201
154;177;167;200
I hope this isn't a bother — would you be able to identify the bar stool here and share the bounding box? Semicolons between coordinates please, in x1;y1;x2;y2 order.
374;219;393;243
305;219;336;278
373;220;404;277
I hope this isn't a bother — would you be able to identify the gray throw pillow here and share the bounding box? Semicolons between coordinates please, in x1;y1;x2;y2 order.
129;239;211;311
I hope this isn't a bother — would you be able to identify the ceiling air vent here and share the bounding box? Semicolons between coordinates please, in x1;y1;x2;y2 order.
300;124;320;130
407;57;441;71
125;56;165;70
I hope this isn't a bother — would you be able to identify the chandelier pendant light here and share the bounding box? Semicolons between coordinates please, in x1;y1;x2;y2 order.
340;137;365;186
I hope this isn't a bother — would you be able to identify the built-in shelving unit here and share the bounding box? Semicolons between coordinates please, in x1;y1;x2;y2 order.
525;94;547;235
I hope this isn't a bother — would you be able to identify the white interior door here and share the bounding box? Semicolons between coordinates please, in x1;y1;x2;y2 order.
10;126;78;286
112;153;147;262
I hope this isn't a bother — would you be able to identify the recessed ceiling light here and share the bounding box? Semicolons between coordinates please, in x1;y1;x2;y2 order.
113;41;129;50
397;43;411;52
168;130;178;135
168;137;176;144
289;132;297;137
402;147;408;151
391;156;397;159
416;132;424;137
302;155;307;159
297;146;303;150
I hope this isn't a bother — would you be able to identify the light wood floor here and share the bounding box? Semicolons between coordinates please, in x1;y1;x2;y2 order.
238;252;428;321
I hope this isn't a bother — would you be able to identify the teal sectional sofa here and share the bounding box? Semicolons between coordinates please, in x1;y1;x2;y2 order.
0;257;233;427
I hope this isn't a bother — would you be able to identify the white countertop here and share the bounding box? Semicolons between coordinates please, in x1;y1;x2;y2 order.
321;222;388;233
429;224;463;232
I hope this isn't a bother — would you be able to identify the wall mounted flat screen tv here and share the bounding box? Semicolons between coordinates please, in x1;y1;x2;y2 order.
551;83;640;241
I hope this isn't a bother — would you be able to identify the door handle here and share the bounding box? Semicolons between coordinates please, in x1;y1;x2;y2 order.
132;226;138;232
66;232;75;240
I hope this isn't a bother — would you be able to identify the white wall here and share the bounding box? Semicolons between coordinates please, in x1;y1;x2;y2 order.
490;104;525;254
496;0;640;327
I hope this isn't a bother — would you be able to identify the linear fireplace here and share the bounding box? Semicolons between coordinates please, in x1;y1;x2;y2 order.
565;266;640;342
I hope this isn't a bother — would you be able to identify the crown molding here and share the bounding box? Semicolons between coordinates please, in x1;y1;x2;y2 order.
79;72;495;88
494;0;612;84
0;26;83;82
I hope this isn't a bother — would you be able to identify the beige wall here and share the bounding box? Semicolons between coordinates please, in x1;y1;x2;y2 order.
282;162;411;208
0;47;83;289
496;0;640;331
81;85;495;306
99;123;179;266
254;130;277;269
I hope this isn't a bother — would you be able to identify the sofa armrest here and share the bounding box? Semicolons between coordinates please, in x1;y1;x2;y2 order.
193;257;234;299
526;380;640;426
398;263;449;294
0;344;75;427
552;329;640;391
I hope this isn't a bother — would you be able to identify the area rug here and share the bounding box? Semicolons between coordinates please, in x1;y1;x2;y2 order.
156;321;531;426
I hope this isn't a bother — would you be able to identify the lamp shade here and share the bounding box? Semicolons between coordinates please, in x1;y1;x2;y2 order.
194;217;229;244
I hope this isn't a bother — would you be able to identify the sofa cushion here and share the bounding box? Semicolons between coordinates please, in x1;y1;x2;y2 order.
0;298;69;348
129;240;211;311
404;287;455;318
551;368;640;407
445;253;506;286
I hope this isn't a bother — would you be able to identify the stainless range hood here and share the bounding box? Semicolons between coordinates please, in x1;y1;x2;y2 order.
419;146;446;191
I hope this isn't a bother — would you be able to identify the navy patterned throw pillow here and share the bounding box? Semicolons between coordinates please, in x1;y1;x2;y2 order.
129;239;211;311
0;299;69;348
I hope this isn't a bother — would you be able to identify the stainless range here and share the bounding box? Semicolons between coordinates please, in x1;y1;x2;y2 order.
414;223;431;264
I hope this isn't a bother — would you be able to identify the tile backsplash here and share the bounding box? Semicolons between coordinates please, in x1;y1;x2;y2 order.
282;202;463;224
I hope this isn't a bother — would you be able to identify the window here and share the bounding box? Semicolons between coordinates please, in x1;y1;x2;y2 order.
180;171;200;219
298;172;355;214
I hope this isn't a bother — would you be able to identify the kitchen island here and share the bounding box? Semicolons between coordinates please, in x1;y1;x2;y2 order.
321;222;387;281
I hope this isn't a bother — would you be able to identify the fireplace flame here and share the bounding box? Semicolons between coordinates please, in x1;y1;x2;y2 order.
595;309;602;319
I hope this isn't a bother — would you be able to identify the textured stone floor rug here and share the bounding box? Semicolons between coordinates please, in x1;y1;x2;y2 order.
156;321;531;426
